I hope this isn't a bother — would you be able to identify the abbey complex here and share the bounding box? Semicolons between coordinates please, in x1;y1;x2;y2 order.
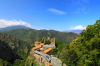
30;38;55;66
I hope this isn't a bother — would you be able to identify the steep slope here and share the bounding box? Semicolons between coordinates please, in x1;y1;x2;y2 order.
0;40;20;63
0;25;31;31
3;29;80;44
0;33;31;59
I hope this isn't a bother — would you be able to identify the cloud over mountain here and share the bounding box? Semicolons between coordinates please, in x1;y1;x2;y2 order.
69;25;86;30
0;19;31;28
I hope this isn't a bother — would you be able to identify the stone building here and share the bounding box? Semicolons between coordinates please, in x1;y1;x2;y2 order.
30;39;55;66
33;51;52;66
32;47;52;66
50;38;55;45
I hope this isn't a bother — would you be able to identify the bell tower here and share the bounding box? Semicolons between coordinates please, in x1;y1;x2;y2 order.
50;38;55;45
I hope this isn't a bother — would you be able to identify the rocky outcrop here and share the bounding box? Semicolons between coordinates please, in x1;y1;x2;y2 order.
51;57;67;66
0;40;21;63
0;33;21;51
0;33;31;59
51;57;62;66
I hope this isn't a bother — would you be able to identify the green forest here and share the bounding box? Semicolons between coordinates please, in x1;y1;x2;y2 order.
52;20;100;66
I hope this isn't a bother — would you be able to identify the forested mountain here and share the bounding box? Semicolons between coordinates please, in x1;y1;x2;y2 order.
0;25;31;31
0;40;20;63
0;33;32;61
0;33;36;66
2;29;80;44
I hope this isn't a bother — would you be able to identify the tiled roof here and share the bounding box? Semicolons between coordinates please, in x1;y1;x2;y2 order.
40;43;44;46
43;47;52;53
33;45;41;50
35;41;40;43
43;54;51;62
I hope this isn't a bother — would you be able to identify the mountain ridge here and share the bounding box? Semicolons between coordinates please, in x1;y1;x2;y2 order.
2;29;80;44
63;30;82;34
0;25;31;31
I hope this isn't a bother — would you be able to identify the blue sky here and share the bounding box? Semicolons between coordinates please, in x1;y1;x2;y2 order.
0;0;100;31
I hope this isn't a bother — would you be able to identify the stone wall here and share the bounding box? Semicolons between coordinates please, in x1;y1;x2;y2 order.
33;53;50;66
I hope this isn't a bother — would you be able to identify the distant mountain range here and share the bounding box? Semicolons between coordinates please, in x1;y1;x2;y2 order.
63;30;82;34
0;25;31;31
0;25;82;34
0;25;80;44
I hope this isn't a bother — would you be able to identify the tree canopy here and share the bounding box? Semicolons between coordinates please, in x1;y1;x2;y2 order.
58;20;100;66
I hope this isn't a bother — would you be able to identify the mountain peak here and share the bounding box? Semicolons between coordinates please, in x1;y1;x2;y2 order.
0;25;31;31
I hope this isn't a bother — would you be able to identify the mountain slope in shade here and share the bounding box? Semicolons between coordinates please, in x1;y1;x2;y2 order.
0;40;21;63
0;25;31;31
3;29;80;44
0;33;31;59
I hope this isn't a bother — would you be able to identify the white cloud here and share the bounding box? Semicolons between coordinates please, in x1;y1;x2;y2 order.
48;8;67;15
69;25;86;30
0;19;31;28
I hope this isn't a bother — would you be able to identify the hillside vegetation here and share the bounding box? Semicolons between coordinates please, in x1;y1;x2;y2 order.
0;33;32;59
0;40;20;64
56;20;100;66
2;29;80;44
0;33;37;66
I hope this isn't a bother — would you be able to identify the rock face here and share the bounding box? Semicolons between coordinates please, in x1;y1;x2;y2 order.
51;57;62;66
51;57;67;66
0;40;21;63
0;33;31;59
0;33;31;63
63;64;67;66
0;33;21;51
